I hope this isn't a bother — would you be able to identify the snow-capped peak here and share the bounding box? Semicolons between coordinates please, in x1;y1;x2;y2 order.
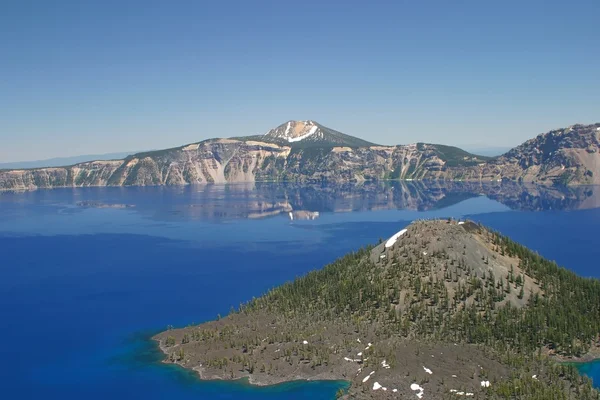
263;120;322;143
259;120;375;148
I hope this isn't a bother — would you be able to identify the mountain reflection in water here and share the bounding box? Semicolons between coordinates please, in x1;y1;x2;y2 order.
2;181;599;223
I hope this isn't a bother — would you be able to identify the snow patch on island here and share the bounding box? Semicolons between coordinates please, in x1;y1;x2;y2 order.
450;389;475;396
385;229;407;248
411;383;425;398
362;371;375;383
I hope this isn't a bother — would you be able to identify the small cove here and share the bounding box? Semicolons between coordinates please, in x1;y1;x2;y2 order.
575;360;600;387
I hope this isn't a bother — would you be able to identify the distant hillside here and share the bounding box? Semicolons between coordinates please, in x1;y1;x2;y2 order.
0;151;138;170
417;142;494;167
0;121;598;191
461;146;513;157
155;220;600;399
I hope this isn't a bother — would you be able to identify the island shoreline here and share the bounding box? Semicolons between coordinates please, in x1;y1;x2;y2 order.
154;337;351;389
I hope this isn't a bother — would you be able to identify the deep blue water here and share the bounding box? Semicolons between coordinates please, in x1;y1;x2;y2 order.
0;183;598;398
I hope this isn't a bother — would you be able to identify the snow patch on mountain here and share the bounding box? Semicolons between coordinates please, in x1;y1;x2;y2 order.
258;119;376;148
263;120;323;143
264;120;321;143
288;125;319;142
284;122;291;137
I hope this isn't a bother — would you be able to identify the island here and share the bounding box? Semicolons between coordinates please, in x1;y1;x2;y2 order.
154;220;600;399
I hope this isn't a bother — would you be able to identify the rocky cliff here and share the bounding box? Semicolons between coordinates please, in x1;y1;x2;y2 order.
1;121;599;191
452;123;600;185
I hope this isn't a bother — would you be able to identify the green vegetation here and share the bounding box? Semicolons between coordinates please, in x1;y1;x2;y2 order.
489;361;597;399
230;221;599;398
243;231;600;358
156;220;600;398
418;143;493;167
165;336;176;347
558;171;573;186
450;231;600;358
289;146;333;162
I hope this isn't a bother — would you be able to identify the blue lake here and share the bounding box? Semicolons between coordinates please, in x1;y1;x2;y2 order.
0;182;598;398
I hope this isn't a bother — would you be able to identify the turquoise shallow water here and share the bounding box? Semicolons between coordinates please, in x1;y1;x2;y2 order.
577;360;600;387
0;183;599;399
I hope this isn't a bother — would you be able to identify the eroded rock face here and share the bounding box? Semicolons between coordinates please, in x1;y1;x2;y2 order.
0;140;448;191
1;123;599;191
471;123;600;185
0;140;291;191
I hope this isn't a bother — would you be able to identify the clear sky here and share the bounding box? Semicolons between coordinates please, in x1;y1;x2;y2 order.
1;0;599;162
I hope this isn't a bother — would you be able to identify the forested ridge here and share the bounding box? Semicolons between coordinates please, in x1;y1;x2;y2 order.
248;221;600;357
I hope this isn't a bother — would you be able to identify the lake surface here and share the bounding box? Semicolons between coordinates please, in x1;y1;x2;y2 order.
1;182;599;398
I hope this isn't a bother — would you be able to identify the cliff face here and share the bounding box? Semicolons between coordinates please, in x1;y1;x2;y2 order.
0;139;479;191
458;123;600;185
0;139;291;191
1;122;599;191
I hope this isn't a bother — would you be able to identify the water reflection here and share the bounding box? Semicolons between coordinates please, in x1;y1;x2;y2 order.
1;181;599;222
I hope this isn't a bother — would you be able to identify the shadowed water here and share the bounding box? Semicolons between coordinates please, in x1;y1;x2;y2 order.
0;182;598;398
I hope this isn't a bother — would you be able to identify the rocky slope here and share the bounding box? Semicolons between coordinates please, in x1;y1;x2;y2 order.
1;122;598;191
154;220;600;399
454;123;600;185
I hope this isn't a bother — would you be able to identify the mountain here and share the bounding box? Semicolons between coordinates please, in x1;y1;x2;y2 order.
0;151;138;169
0;121;598;191
254;120;376;148
154;220;600;399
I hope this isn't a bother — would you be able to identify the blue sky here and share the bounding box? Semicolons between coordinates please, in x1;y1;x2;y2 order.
1;0;599;162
